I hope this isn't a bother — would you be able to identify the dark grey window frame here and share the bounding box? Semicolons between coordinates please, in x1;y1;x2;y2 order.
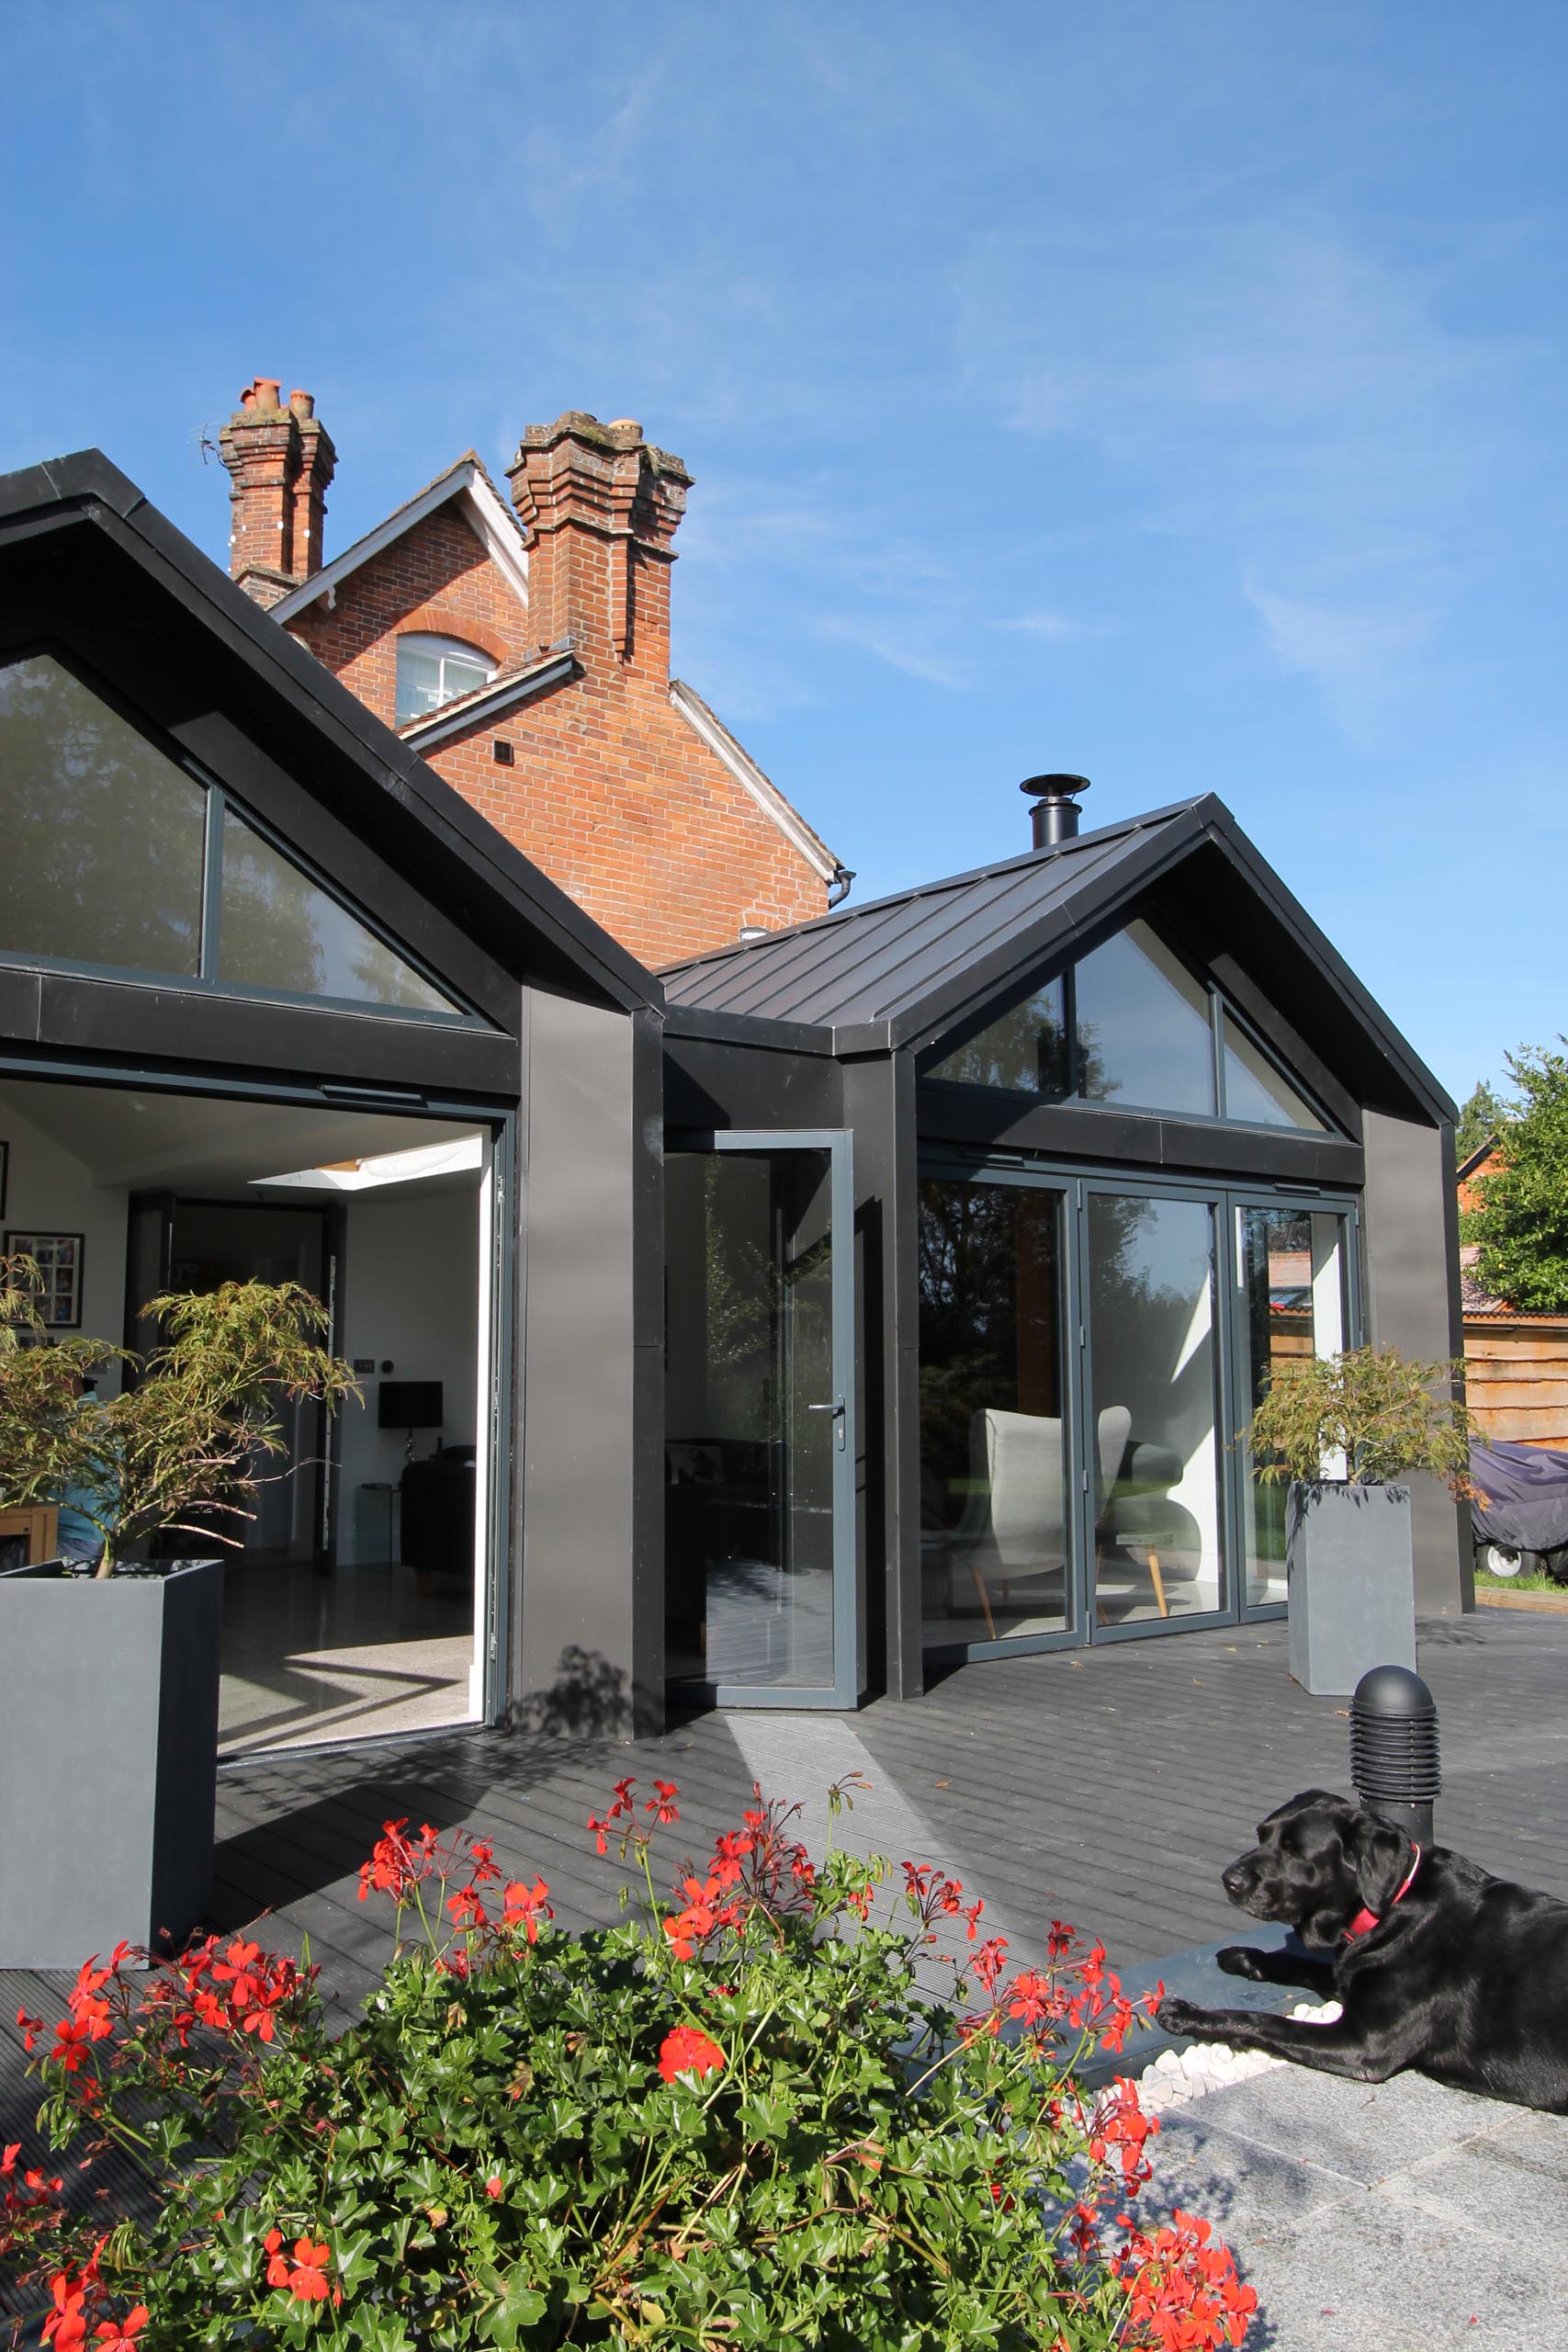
0;644;489;1031
917;1147;1362;1668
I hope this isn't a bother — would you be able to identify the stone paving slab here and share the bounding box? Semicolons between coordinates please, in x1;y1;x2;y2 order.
1146;2061;1568;2351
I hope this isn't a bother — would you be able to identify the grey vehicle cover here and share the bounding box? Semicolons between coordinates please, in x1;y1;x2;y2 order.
1471;1439;1568;1556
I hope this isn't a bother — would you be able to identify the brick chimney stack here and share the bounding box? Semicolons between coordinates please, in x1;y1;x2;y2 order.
217;378;336;606
506;413;691;677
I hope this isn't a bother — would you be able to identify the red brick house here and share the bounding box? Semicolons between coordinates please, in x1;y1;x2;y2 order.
217;378;847;968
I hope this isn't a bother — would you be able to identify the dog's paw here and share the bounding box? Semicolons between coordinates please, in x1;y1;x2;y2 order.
1216;1945;1266;1981
1155;1996;1207;2038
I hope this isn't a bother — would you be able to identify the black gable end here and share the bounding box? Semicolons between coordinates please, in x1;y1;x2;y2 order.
0;452;662;1022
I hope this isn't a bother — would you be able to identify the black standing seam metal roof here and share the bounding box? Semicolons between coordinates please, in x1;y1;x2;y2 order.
660;797;1458;1127
660;805;1190;1031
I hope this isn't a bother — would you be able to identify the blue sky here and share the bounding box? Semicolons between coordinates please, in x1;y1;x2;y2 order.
5;1;1563;1103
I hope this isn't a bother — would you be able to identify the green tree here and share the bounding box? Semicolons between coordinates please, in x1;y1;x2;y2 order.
1461;1045;1568;1311
1455;1078;1506;1164
0;1258;359;1574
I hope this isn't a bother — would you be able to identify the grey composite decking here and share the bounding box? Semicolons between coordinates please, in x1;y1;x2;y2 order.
5;1607;1567;2318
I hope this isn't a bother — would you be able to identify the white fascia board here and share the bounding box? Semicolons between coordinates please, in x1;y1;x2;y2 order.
401;652;574;750
459;469;530;605
271;461;529;623
669;678;840;884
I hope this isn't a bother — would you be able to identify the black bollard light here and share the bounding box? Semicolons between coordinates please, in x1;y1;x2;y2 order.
1350;1665;1440;1847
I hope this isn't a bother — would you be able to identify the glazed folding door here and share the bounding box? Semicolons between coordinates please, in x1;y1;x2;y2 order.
1085;1191;1226;1632
664;1133;856;1707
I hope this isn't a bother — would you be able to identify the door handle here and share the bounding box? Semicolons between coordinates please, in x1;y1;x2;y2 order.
807;1397;847;1451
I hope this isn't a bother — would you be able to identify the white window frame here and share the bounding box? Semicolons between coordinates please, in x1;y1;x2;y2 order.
395;633;498;725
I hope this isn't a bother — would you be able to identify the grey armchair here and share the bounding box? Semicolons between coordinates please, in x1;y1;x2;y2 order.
951;1406;1132;1638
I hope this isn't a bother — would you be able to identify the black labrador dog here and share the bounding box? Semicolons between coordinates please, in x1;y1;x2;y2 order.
1156;1789;1568;2113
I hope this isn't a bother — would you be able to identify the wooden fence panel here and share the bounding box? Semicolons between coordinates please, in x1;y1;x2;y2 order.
1464;1317;1568;1452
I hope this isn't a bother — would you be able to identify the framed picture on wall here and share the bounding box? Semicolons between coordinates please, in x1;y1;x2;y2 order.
4;1230;85;1329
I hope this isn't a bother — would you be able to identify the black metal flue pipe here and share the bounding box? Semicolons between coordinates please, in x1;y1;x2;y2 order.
1021;774;1090;847
1350;1664;1440;1848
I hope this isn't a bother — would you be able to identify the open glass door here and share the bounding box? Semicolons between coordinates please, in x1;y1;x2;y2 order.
664;1130;856;1707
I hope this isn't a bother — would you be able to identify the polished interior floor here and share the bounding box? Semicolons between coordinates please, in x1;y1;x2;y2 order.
219;1552;473;1756
921;1545;1284;1655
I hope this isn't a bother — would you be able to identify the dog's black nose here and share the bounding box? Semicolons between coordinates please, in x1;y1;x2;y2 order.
1222;1863;1252;1900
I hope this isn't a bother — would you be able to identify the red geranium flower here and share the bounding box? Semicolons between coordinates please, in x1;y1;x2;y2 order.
645;1779;681;1823
270;2236;333;2303
211;1939;265;2007
92;2309;148;2350
446;1885;491;1931
661;1871;741;1959
356;1817;441;1903
658;2026;725;2084
1006;1969;1060;2028
500;1876;553;1942
41;2267;92;2350
50;2017;98;2074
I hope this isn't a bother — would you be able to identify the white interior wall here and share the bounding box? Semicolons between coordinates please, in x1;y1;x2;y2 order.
0;1085;128;1391
336;1182;480;1562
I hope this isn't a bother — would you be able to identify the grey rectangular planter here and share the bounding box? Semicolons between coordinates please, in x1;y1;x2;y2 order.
0;1556;224;1968
1286;1480;1416;1696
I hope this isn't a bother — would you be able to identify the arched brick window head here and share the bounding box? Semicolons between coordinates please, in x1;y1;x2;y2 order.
395;633;497;725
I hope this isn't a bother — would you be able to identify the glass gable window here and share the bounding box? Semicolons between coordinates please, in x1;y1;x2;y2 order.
0;653;207;976
218;808;459;1012
930;975;1068;1093
395;635;496;725
927;916;1326;1130
0;651;467;1019
1220;1007;1323;1130
1073;922;1215;1116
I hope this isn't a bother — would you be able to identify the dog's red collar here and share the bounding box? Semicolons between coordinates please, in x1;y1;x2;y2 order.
1343;1844;1423;1941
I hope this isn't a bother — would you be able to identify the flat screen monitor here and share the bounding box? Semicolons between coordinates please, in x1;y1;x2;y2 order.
378;1379;444;1431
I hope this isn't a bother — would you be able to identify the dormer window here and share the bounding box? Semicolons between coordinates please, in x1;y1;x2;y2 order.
395;634;496;725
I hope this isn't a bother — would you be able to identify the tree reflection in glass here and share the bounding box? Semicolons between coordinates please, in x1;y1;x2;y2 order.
929;978;1069;1094
218;808;457;1012
0;654;204;975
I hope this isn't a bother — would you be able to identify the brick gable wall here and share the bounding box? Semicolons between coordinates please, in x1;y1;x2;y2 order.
423;672;827;969
286;507;529;730
280;441;832;969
